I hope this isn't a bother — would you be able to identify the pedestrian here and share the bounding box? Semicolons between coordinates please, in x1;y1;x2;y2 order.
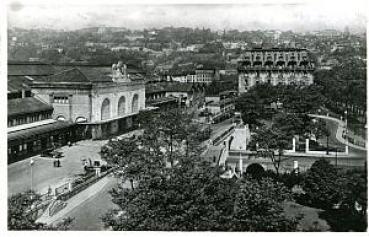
48;186;52;196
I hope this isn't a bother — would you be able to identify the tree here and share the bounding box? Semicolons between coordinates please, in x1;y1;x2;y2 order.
250;126;290;176
101;136;146;190
273;112;310;138
301;159;346;209
232;177;299;231
8;190;73;230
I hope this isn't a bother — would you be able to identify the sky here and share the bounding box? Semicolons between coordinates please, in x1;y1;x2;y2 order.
6;0;368;32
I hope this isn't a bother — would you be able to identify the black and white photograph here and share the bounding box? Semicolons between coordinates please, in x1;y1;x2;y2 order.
2;0;368;233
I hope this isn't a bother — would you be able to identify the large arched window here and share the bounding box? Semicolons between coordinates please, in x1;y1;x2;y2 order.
101;98;111;120
118;96;126;116
132;94;139;113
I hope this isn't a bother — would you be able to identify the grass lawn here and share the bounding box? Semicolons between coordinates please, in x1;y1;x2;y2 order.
284;201;330;231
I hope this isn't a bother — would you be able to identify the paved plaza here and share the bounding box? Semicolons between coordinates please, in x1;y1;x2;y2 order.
8;130;143;197
8;139;105;197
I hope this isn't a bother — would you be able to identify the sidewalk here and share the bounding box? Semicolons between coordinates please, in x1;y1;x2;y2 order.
309;114;367;151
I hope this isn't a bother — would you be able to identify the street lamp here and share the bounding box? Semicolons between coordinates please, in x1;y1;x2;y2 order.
30;158;34;199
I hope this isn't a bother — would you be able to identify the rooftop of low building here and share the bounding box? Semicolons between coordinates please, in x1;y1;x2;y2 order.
8;97;53;117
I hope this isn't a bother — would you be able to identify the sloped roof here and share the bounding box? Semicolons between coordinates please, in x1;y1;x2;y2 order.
8;97;53;117
34;66;144;84
164;82;194;92
76;67;114;82
8;76;32;92
36;68;91;83
145;83;166;94
8;121;74;142
8;62;55;76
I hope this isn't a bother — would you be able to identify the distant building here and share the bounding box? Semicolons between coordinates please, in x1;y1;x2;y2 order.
238;47;315;92
202;91;237;123
145;82;179;111
195;69;218;84
164;83;205;108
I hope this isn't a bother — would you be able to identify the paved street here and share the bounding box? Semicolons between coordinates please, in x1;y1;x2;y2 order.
209;118;234;138
310;114;367;152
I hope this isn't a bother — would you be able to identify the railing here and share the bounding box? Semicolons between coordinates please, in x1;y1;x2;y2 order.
212;126;235;146
57;167;116;202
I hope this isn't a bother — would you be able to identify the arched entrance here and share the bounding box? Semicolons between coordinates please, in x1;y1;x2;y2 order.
101;98;111;120
132;94;139;113
118;96;126;116
246;163;265;178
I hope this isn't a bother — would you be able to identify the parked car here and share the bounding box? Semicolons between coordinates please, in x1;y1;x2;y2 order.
40;149;63;158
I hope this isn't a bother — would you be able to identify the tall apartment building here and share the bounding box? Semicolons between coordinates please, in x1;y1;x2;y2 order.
238;48;315;93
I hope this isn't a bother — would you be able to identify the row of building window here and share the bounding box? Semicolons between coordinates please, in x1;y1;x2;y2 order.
9;140;42;156
53;96;69;104
8;112;51;127
8;133;70;156
245;54;307;61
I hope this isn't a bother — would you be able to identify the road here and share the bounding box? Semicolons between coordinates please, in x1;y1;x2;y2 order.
222;114;367;171
309;114;366;152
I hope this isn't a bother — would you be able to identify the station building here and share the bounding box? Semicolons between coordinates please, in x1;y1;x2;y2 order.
30;62;146;140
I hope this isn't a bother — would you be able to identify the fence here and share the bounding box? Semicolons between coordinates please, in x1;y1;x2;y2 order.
57;167;116;201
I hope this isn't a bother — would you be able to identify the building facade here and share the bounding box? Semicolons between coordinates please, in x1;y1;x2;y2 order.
8;97;77;163
30;63;145;140
238;48;315;93
203;91;237;123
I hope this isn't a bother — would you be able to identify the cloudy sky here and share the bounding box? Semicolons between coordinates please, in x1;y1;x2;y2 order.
7;0;368;32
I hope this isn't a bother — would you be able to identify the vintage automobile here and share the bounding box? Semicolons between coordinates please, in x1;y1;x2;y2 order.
40;148;63;158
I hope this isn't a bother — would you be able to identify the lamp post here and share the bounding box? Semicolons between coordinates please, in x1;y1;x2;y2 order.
30;158;34;199
345;110;349;154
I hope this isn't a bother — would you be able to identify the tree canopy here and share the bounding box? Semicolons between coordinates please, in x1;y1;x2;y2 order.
101;109;298;231
8;191;73;230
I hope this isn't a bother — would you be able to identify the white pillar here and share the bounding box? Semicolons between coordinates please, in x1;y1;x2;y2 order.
305;139;309;153
293;160;299;170
292;137;296;152
68;182;73;192
345;145;349;154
